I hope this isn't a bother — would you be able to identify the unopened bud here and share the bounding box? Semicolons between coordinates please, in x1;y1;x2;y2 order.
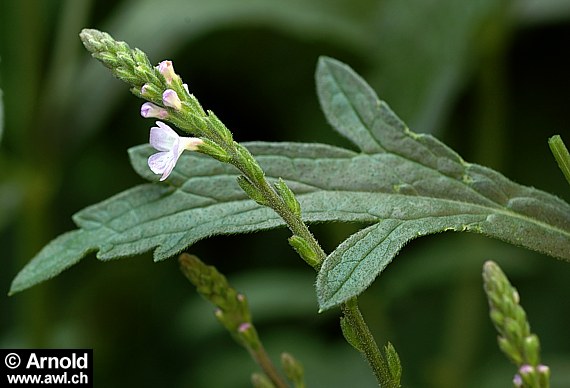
537;364;550;386
157;60;176;84
275;178;301;217
513;374;522;387
237;322;260;349
523;335;541;366
251;373;274;388
288;235;319;267
163;89;182;110
519;364;534;376
281;352;304;384
140;102;168;119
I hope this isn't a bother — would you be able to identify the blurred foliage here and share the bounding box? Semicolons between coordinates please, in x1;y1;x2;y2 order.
1;0;569;387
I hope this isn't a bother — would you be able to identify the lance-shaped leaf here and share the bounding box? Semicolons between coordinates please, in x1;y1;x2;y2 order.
313;56;570;309
10;57;570;306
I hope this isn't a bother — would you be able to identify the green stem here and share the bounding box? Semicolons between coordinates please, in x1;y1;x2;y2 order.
248;344;289;388
231;150;391;387
548;135;570;187
232;151;326;269
342;298;390;387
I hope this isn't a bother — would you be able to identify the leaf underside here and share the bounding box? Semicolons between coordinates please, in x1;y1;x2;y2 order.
11;58;570;311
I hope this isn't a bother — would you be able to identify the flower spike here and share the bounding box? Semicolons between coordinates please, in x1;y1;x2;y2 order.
148;121;203;181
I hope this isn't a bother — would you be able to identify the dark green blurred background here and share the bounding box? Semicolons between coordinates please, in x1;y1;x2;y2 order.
1;0;570;387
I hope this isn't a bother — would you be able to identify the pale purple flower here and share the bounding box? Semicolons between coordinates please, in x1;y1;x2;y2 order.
162;89;182;110
148;121;203;181
157;60;176;84
513;374;522;387
140;102;168;119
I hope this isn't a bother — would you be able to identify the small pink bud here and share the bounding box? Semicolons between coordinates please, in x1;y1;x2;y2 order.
513;374;522;387
157;60;176;84
238;322;252;333
519;365;534;375
140;102;168;119
162;89;182;110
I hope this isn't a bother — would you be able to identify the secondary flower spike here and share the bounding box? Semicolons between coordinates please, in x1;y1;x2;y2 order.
148;121;203;181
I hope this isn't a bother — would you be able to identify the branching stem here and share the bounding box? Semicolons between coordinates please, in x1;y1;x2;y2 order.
231;149;393;387
248;344;289;388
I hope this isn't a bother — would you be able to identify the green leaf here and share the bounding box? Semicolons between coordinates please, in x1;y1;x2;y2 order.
314;56;570;309
11;58;570;306
9;230;98;295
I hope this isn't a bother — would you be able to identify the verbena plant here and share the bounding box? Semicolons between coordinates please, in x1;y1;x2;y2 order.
9;29;570;387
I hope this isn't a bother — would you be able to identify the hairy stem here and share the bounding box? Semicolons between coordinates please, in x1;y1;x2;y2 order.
342;298;391;387
232;152;393;387
231;150;326;269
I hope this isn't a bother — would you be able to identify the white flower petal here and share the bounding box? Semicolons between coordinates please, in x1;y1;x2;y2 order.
148;151;175;175
159;159;177;181
149;121;178;151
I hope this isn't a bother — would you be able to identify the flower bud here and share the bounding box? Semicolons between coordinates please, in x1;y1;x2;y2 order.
237;322;260;349
281;352;304;384
250;373;274;388
513;374;522;387
523;334;541;366
537;364;550;386
237;176;268;206
162;89;182;110
288;235;319;267
275;178;301;217
140;102;168;119
157;60;176;84
141;83;154;96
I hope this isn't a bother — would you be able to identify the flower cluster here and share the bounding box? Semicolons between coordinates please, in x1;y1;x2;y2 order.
80;30;206;181
140;60;204;180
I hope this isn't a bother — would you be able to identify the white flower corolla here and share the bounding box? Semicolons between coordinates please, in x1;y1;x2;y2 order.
162;89;182;110
148;121;203;181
